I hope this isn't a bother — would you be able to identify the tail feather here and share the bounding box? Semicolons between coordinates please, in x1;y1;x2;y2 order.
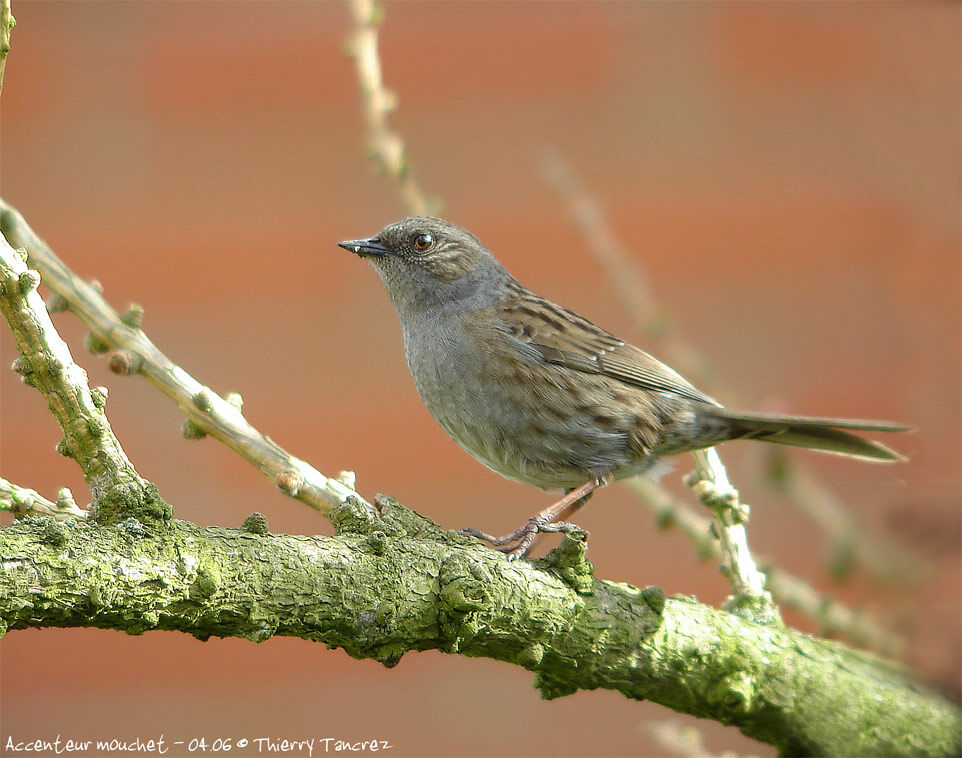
705;409;912;462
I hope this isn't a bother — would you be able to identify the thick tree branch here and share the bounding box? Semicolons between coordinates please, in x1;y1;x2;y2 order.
1;499;957;757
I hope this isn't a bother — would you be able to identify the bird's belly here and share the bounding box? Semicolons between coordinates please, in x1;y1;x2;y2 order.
408;347;651;490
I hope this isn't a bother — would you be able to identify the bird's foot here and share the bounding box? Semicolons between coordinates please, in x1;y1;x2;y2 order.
462;479;601;560
463;518;586;560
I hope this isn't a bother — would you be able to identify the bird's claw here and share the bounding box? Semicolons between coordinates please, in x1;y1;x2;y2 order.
463;518;586;560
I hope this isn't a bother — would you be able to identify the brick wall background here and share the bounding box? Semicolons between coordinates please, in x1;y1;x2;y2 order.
1;2;958;756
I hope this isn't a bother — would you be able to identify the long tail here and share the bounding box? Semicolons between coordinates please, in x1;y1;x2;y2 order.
703;408;912;462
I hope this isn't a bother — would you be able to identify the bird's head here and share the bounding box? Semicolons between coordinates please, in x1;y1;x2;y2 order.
338;217;511;318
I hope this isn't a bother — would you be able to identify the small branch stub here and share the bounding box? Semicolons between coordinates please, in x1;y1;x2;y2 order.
241;512;269;535
90;385;108;409
192;389;213;412
276;468;303;498
108;350;141;375
336;470;357;490
85;331;110;354
120;303;144;329
181;418;207;440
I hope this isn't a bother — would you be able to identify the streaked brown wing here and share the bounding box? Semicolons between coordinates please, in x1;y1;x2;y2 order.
498;283;719;406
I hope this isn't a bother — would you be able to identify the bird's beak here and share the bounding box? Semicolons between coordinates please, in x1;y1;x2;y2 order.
337;237;391;257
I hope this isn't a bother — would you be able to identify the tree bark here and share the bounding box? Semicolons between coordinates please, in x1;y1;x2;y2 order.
2;495;958;757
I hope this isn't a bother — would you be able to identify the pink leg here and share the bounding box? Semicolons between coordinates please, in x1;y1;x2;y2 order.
463;479;600;560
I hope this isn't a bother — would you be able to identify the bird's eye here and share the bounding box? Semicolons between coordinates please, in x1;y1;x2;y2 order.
413;233;433;251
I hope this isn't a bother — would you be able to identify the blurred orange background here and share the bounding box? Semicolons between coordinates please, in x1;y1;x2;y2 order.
1;2;959;756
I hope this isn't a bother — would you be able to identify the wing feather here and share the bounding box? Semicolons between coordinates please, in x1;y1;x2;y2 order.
497;283;719;406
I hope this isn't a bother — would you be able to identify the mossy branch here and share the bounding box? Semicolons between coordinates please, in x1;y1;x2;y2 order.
1;497;958;757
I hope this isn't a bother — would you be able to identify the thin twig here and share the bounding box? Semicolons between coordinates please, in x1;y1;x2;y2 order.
0;0;13;95
539;148;658;326
0;200;375;519
345;0;431;216
761;561;901;655
0;478;87;520
688;449;776;621
760;450;918;583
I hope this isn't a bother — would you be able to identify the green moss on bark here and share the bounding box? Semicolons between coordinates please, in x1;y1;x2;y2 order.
0;502;958;757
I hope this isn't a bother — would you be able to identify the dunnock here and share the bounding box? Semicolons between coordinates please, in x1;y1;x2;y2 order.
338;217;908;558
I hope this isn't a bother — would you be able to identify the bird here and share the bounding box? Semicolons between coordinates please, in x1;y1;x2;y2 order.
337;217;909;559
